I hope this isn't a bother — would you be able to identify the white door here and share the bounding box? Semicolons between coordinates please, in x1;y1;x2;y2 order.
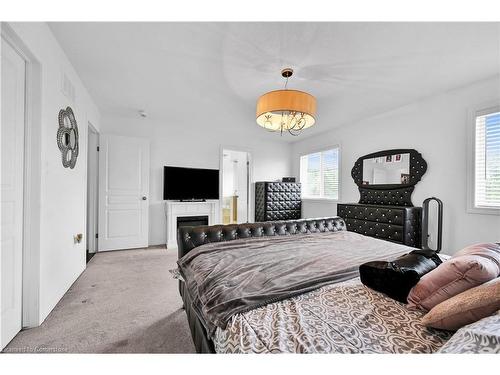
98;135;150;251
1;38;26;349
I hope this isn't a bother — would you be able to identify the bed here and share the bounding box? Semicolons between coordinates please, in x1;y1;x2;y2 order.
175;217;456;353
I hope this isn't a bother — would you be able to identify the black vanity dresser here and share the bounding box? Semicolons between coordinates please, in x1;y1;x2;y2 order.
337;149;427;248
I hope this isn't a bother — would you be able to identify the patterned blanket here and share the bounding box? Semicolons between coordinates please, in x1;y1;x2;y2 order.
438;311;500;353
214;278;453;353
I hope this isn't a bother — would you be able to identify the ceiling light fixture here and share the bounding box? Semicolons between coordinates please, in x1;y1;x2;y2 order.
256;68;316;136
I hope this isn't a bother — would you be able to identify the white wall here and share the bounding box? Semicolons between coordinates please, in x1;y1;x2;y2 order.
6;22;101;323
101;116;291;246
292;77;500;255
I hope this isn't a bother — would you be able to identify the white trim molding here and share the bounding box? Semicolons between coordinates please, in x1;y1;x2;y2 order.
302;197;340;203
86;122;99;253
1;23;43;327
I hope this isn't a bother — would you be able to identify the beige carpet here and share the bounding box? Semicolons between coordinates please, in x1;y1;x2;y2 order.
3;247;196;353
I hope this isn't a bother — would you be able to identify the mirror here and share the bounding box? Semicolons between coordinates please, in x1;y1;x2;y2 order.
362;153;410;185
63;115;71;128
63;132;70;147
351;149;427;206
57;106;79;169
68;128;77;149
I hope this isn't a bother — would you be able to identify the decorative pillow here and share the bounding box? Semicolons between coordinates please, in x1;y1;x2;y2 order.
437;310;500;353
407;243;500;311
422;277;500;330
453;242;500;260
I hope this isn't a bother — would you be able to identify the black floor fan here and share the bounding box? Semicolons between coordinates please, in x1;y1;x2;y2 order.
421;197;443;252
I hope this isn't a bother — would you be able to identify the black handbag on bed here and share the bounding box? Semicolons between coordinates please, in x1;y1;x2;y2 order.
359;249;442;303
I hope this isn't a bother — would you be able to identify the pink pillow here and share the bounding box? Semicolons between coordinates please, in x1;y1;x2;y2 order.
407;243;500;311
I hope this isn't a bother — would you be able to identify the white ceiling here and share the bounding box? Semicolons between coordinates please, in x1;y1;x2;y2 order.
49;22;500;142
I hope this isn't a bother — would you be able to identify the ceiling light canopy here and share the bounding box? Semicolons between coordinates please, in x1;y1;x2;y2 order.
256;68;316;136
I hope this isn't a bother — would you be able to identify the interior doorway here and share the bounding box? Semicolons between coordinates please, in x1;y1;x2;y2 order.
86;123;99;262
220;149;252;224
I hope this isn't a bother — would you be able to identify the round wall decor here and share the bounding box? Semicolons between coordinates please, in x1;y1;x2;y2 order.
57;106;79;169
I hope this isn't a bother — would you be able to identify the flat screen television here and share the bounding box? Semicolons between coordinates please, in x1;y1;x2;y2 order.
163;166;219;200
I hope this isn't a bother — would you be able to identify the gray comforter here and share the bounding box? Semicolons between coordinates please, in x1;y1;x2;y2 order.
178;230;414;337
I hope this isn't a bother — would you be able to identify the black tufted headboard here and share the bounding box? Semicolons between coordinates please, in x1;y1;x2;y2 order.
177;217;346;259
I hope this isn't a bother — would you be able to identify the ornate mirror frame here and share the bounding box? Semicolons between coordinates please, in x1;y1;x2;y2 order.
57;106;79;169
351;148;427;207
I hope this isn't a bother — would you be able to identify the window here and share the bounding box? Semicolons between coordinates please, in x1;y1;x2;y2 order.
472;108;500;211
300;147;340;200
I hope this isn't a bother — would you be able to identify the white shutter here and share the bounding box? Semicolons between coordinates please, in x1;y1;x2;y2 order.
300;147;340;199
322;149;339;199
475;110;500;208
301;152;321;197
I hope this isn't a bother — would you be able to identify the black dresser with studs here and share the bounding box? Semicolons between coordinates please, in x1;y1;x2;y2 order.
255;182;301;222
337;148;428;248
337;203;421;247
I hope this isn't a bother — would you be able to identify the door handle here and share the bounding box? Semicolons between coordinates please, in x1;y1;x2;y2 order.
142;196;147;201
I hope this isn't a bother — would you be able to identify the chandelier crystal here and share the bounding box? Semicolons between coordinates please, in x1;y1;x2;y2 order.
256;68;316;136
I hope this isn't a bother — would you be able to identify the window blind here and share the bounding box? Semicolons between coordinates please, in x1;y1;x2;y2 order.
475;110;500;208
300;148;339;199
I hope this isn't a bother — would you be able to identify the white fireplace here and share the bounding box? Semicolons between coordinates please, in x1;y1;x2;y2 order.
165;200;219;249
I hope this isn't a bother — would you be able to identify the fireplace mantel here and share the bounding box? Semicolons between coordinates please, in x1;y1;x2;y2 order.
165;200;219;249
